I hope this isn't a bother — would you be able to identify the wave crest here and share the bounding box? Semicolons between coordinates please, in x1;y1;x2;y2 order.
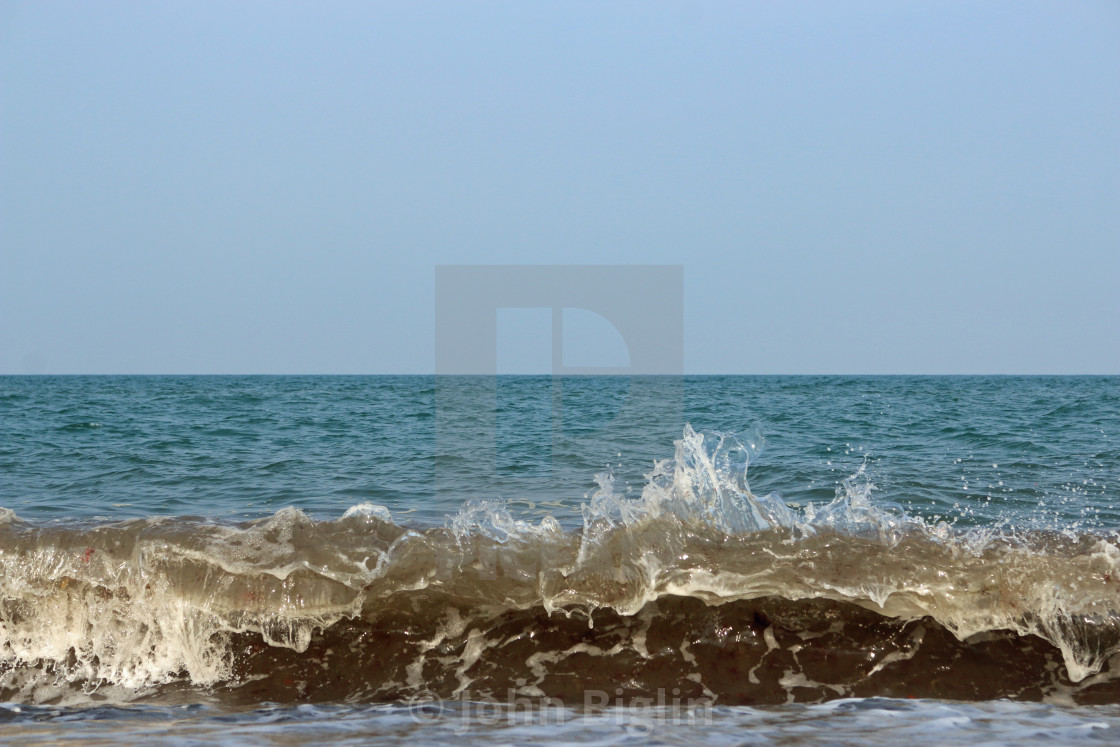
2;425;1119;705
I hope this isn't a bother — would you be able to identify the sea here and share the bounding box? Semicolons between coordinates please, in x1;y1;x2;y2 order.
1;374;1118;745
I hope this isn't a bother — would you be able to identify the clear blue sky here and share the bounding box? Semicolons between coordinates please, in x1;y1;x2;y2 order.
1;0;1117;374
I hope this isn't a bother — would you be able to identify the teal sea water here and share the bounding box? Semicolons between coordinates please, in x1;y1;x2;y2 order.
2;375;1119;744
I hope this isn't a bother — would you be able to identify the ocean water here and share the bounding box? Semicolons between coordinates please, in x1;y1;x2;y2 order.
1;375;1119;744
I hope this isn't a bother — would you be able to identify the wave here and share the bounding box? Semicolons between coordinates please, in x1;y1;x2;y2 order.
2;426;1119;706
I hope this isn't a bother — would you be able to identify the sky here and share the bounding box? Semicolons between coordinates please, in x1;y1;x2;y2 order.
1;0;1117;374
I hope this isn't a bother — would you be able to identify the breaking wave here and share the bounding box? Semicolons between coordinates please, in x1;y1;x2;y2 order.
2;426;1120;706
